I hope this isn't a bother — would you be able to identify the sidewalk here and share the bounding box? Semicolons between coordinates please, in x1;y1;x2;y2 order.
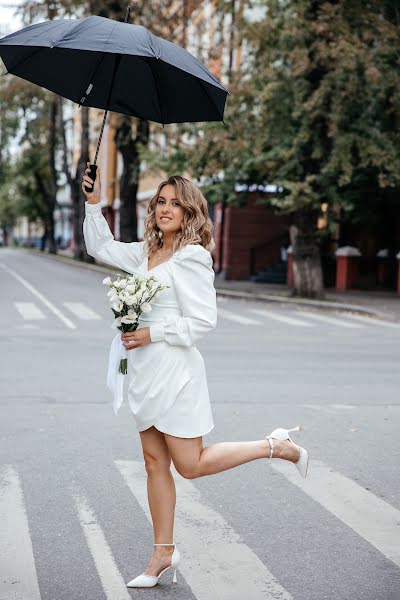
22;247;400;322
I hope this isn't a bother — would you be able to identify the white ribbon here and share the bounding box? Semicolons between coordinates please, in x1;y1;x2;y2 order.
107;322;128;416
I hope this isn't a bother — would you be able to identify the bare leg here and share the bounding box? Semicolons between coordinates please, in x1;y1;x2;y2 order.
164;434;300;479
138;426;176;576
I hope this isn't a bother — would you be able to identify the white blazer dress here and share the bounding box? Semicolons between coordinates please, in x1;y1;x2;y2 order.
83;200;217;438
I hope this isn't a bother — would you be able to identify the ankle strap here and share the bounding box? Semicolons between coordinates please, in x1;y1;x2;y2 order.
154;543;175;546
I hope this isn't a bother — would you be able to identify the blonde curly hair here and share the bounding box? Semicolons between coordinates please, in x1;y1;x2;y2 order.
143;175;215;258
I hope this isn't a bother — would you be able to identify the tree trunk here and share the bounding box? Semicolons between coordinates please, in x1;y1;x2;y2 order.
75;106;92;260
58;97;93;262
115;115;149;242
46;97;58;254
2;226;9;246
289;210;324;299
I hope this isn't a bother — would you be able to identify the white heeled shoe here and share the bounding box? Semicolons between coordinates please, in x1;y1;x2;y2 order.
126;543;180;588
265;425;309;478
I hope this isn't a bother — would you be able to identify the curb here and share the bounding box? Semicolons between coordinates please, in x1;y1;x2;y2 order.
214;288;389;320
20;247;394;321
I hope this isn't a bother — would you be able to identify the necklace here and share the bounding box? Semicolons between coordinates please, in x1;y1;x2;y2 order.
156;250;172;261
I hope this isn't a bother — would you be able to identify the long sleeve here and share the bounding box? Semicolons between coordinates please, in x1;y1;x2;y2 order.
149;244;217;347
83;201;144;272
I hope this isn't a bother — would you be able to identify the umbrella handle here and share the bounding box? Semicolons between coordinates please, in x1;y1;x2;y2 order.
84;164;98;193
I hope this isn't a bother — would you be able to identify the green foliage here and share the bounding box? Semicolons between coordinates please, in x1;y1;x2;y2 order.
150;0;400;227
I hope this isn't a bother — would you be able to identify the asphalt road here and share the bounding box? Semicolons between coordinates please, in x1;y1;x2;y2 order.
1;247;399;600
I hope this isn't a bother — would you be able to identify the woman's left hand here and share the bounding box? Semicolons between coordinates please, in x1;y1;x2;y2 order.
121;328;151;350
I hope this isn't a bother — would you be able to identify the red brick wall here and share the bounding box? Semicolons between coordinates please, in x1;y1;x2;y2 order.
215;193;290;280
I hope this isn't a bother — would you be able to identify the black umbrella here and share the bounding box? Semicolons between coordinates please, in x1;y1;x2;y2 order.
0;5;229;191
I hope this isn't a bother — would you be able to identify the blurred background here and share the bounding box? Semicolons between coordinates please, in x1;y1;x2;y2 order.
0;0;399;300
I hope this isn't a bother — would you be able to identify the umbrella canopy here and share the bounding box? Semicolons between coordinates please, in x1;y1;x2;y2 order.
0;15;229;125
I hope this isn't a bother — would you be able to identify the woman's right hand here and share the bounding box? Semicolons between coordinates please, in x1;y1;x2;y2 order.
82;162;101;204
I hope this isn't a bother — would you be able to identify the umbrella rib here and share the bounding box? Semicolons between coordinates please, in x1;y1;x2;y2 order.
56;19;103;45
19;19;68;47
78;52;107;107
146;57;164;126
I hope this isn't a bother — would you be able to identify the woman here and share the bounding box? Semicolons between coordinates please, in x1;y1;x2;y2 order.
81;162;309;589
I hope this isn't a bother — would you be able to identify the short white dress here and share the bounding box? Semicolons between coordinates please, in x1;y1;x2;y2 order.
83;200;217;438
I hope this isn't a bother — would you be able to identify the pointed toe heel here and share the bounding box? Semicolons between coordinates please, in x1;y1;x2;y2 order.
126;543;180;588
265;425;309;478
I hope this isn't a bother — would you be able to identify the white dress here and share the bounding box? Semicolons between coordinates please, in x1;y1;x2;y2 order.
82;200;217;438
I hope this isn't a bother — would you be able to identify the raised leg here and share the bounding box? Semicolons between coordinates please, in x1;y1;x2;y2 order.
164;433;300;479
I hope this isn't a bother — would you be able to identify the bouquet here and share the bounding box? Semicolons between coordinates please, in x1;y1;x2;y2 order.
103;273;169;375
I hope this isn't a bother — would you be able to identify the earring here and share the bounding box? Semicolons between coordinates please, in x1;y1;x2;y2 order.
158;229;163;239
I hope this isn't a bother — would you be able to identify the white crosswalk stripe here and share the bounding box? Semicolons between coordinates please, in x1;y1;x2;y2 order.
292;310;365;328
249;307;315;327
0;465;41;600
270;458;400;568
340;312;400;329
15;301;46;320
0;263;76;329
115;459;294;600
63;302;102;320
217;307;262;325
74;491;131;600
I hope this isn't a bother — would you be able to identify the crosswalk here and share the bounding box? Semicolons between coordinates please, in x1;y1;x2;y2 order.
217;303;400;331
10;299;400;332
1;458;399;599
14;301;104;323
0;465;41;600
3;260;400;331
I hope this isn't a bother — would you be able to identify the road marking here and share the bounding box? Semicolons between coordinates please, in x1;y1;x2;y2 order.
15;301;46;320
340;313;400;329
0;263;76;329
270;458;400;568
0;465;41;600
63;302;102;320
249;308;314;327
115;459;293;600
74;491;131;600
217;307;262;326
293;311;364;328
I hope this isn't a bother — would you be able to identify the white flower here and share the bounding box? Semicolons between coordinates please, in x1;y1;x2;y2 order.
118;279;128;289
127;296;138;307
112;301;124;312
141;302;152;313
102;276;112;286
121;315;136;324
108;290;119;302
126;284;136;294
127;309;138;319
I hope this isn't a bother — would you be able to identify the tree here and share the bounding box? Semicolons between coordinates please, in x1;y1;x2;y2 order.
0;71;57;249
152;0;400;298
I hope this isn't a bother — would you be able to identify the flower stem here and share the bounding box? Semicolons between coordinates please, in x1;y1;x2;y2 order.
118;358;128;374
